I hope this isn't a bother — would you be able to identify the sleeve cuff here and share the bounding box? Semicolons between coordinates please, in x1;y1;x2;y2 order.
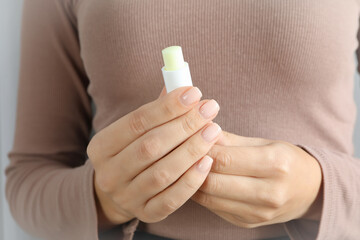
284;145;334;240
85;160;140;240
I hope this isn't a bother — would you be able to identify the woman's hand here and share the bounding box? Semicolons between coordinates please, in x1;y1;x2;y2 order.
87;86;222;230
191;131;323;228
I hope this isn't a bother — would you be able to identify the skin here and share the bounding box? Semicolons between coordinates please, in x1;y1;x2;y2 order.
89;86;323;231
88;86;222;230
192;131;323;228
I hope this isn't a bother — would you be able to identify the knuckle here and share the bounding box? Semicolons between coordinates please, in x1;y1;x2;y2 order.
139;136;160;160
129;110;148;135
182;177;198;192
259;188;286;208
161;100;177;119
253;210;275;223
161;198;179;215
238;222;257;229
257;190;271;206
95;172;114;194
274;158;290;175
196;193;212;207
206;174;221;194
181;114;198;134
271;188;287;207
87;133;104;163
151;169;171;188
264;143;290;175
187;143;205;160
141;200;173;223
214;150;232;172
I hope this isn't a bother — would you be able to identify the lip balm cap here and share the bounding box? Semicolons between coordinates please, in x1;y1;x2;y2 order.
162;46;185;71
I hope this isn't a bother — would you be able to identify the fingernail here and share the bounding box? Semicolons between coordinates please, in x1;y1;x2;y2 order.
201;123;221;142
180;87;202;106
197;155;213;172
199;100;220;119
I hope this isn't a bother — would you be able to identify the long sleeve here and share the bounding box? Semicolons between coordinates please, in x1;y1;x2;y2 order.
283;17;360;240
284;146;360;240
5;0;98;239
6;0;360;239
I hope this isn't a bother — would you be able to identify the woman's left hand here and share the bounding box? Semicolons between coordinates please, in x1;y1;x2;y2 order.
191;130;323;228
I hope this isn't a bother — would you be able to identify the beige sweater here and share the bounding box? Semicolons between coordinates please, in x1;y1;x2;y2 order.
6;0;360;239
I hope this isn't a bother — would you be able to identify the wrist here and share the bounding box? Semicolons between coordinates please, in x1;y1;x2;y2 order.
299;178;324;221
93;172;132;232
93;172;118;232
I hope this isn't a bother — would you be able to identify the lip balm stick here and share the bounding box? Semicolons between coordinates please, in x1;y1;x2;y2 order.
161;46;193;93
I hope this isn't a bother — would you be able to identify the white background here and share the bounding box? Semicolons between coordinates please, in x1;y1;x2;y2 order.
1;1;360;239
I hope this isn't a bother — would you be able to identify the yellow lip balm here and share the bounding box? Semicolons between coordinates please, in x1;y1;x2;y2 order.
161;46;193;93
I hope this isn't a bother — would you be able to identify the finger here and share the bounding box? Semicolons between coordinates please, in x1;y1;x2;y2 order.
210;209;280;228
129;123;221;204
158;86;167;99
113;99;220;180
216;130;273;147
192;192;255;223
199;172;266;204
191;192;277;225
88;86;202;160
208;145;277;177
141;155;213;222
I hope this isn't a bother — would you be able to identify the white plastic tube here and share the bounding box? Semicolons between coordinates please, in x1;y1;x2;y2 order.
161;46;193;93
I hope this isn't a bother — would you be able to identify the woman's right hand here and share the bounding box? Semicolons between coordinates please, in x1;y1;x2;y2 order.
86;86;222;228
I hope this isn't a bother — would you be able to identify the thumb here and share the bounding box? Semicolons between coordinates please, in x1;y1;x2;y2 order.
215;130;272;147
158;86;167;99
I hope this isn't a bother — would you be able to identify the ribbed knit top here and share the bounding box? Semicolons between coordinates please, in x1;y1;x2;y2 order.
6;0;360;239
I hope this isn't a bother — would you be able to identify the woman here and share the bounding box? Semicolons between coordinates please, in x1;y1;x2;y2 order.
6;0;360;239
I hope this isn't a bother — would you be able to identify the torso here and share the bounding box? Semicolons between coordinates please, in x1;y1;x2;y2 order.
75;1;359;238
